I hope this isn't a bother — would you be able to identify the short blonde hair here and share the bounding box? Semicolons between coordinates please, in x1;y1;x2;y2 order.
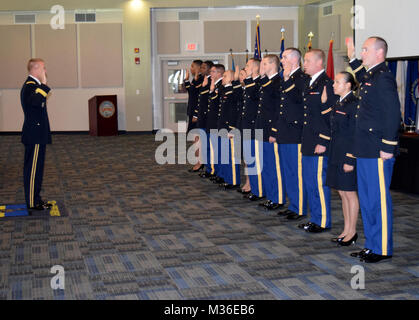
27;58;44;72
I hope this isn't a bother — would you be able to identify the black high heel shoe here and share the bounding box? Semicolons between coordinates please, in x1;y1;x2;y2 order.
338;233;358;246
331;236;345;243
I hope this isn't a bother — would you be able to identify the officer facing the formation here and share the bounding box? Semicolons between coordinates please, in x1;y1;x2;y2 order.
347;37;401;263
21;58;53;211
255;54;285;210
298;49;338;233
270;48;309;221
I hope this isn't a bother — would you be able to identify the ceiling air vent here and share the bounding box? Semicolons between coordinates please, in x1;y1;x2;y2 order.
178;11;199;21
323;5;333;16
75;12;96;22
14;14;36;24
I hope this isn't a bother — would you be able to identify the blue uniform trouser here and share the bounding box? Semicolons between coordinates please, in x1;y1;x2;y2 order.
221;137;241;186
302;155;331;228
263;142;285;204
207;132;219;175
24;144;46;208
205;131;213;174
279;144;307;215
357;157;395;256
246;139;264;197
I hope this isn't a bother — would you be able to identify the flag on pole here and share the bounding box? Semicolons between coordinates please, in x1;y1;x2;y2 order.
396;60;407;121
230;50;236;71
307;32;313;51
254;17;261;59
326;39;334;80
279;27;285;77
404;60;419;125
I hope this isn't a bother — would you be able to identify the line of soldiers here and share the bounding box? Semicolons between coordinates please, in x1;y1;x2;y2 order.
184;36;401;264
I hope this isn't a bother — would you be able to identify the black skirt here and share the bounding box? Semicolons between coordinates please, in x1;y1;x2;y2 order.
326;163;357;191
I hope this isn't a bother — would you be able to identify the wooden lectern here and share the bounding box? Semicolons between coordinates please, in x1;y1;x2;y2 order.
88;95;118;136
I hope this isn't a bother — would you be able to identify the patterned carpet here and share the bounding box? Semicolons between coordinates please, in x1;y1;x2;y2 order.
0;134;418;300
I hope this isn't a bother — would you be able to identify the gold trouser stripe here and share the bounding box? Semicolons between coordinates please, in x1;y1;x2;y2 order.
317;156;327;228
378;158;388;256
225;91;232;95
273;143;283;204
298;144;303;215
245;82;255;88
284;83;295;93
200;90;209;95
231;139;236;185
382;139;397;146
233;85;241;89
210;139;215;175
353;65;364;73
255;140;263;197
35;88;48;97
30;144;39;208
210;94;218;100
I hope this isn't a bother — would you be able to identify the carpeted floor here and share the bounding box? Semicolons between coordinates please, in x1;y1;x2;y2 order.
0;133;418;300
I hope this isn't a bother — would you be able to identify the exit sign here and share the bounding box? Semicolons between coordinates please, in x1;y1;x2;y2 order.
186;43;198;51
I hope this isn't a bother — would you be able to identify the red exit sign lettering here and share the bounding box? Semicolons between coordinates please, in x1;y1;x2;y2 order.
186;43;198;51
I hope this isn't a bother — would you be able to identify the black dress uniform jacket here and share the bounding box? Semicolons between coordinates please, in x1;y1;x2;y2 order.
271;68;309;144
329;92;358;167
255;74;282;142
205;79;224;132
349;60;401;158
217;83;240;131
301;71;338;156
185;75;204;132
20;77;52;145
195;76;211;130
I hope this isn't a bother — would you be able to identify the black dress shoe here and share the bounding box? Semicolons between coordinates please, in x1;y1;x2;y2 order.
38;200;53;208
259;200;272;207
214;177;224;184
350;248;371;258
264;202;284;211
29;203;47;211
277;209;293;216
286;212;304;220
237;188;251;195
199;172;212;178
246;193;265;201
298;222;326;233
361;252;392;263
338;233;358;246
223;184;240;190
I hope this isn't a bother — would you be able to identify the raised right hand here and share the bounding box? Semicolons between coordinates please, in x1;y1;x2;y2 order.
346;37;355;60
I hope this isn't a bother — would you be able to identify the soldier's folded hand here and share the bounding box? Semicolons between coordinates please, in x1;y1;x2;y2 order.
321;86;328;104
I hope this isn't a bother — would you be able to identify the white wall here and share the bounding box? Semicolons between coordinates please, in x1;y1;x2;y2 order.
355;0;419;58
0;10;126;132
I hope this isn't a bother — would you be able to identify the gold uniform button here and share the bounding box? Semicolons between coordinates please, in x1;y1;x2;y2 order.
258;111;261;114
369;128;372;132
304;121;307;125
269;120;272;123
294;121;298;124
304;98;307;101
355;115;358;118
304;106;307;109
280;112;283;115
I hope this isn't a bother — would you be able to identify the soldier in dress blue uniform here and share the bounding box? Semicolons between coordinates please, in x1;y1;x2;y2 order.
216;70;241;189
326;71;360;246
253;54;285;210
298;49;338;233
240;59;262;198
270;48;309;220
205;64;225;184
196;61;215;179
347;37;401;263
20;58;53;211
232;68;252;194
184;60;204;173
